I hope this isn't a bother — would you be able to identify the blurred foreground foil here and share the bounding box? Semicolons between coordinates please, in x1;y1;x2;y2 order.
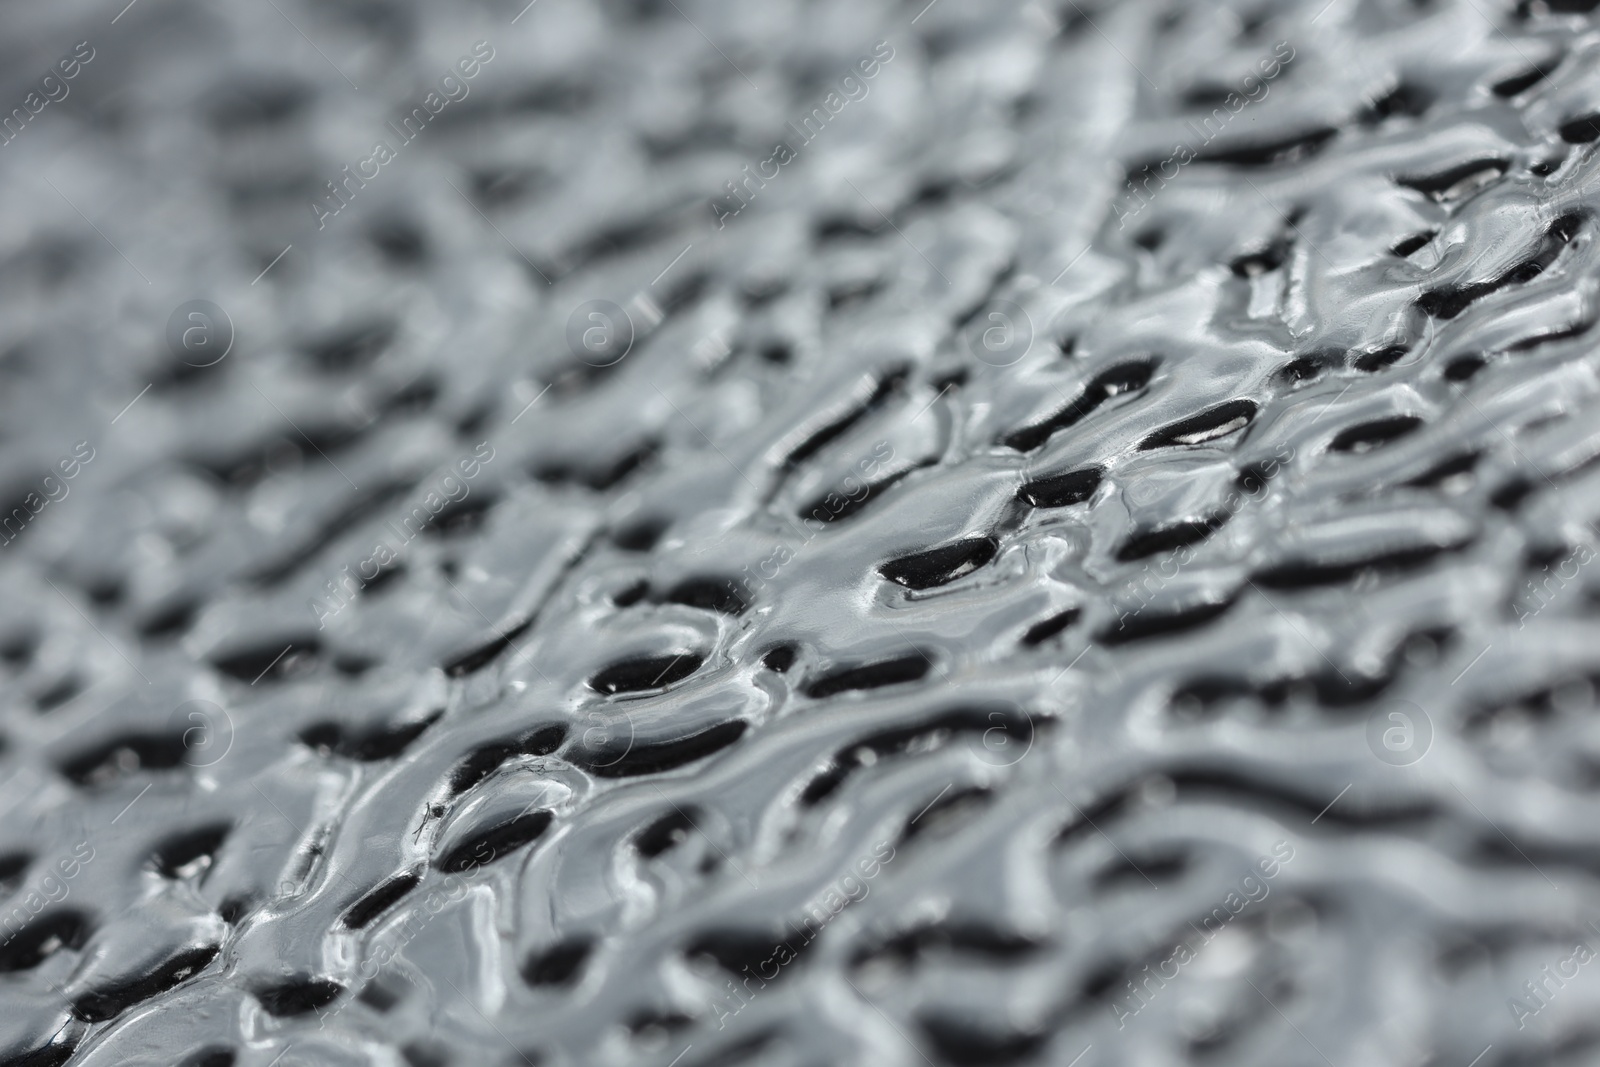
1;0;1599;1064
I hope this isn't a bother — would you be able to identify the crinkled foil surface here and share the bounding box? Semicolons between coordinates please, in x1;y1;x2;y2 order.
2;0;1600;1064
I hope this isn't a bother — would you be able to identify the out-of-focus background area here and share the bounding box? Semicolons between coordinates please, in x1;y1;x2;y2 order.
3;0;1600;1065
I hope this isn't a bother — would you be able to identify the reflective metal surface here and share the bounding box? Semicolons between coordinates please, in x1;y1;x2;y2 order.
1;1;1599;1064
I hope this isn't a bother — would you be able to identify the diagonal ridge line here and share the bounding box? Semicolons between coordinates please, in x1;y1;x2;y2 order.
652;244;694;287
664;0;759;90
443;176;553;284
263;0;360;90
1048;644;1091;687
1050;242;1092;285
1451;643;1492;686
510;382;552;424
1311;783;1351;825
110;783;152;824
252;244;293;285
911;383;951;422
250;383;362;491
250;644;294;685
910;784;953;825
112;383;152;424
842;177;951;286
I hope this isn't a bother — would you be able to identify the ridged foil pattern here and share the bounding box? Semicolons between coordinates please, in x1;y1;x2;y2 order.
2;0;1600;1064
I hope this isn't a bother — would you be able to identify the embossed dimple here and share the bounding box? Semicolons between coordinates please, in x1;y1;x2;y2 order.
1020;608;1080;646
149;823;230;879
685;930;798;982
808;706;1034;810
59;733;191;787
0;911;88;973
1362;82;1432;123
342;871;421;929
1138;400;1256;449
798;468;912;525
635;810;696;857
1116;515;1227;560
209;636;321;683
534;438;660;492
207;77;312;130
299;710;442;762
32;675;81;713
660;577;748;615
1254;542;1466;589
299;320;396;374
1406;450;1480;487
1391;231;1435;257
369;213;429;265
575;720;747;778
1098;597;1237;644
1328;414;1424;452
1396;157;1509;202
0;629;38;668
178;1048;235;1067
851;919;1042;971
612;517;669;552
449;740;527;796
782;367;908;470
760;645;797;672
1559;113;1600;144
0;852;30;897
805;655;931;698
1230;236;1291;277
523;937;593;987
435;811;553;872
1190;125;1338;167
1353;345;1411;372
1491;65;1553;97
588;652;705;694
1000;360;1157;452
254;976;344;1018
443;619;533;677
1418;212;1584;318
1017;466;1102;508
443;725;564;794
879;537;998;589
73;944;220;1021
918;1016;1046;1066
138;597;201;641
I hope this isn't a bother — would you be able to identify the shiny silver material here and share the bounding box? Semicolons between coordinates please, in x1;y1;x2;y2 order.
1;0;1599;1065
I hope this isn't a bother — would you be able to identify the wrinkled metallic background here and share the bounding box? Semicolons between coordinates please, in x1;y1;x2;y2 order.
2;0;1600;1064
